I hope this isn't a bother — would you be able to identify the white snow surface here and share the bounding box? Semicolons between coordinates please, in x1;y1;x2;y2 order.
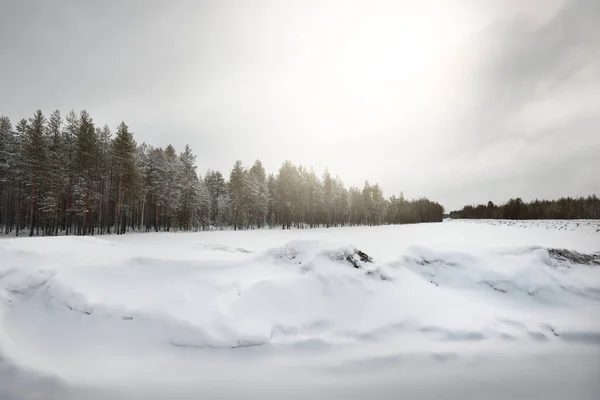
1;220;599;399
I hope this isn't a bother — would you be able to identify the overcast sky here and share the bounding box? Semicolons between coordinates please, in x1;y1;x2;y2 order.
1;0;598;211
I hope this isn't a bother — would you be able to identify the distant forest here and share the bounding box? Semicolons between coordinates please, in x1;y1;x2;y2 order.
0;110;444;236
450;196;600;220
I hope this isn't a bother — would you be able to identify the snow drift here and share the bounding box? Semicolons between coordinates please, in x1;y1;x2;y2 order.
0;221;599;397
1;239;599;351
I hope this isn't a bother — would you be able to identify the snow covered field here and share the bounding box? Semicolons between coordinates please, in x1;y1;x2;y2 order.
1;220;599;399
447;218;600;234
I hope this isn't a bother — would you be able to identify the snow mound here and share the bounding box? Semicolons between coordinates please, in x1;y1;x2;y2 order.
0;231;599;385
547;248;600;266
264;240;380;274
0;240;392;354
398;245;600;303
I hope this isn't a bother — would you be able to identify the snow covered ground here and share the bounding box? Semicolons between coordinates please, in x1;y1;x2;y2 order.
1;220;599;399
446;218;600;234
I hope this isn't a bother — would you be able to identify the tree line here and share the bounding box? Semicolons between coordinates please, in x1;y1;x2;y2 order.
0;110;444;236
449;196;600;220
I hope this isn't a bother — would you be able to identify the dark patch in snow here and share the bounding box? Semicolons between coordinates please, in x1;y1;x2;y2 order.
416;259;458;267
231;340;265;349
366;269;392;281
327;247;390;280
169;342;211;349
528;331;548;342
344;249;373;268
5;278;51;297
66;304;92;315
480;281;508;293
548;249;600;266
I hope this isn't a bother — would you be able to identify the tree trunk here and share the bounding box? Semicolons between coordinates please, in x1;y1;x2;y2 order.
4;187;10;234
29;169;37;237
55;206;60;236
15;183;21;237
140;190;147;231
115;175;121;234
155;205;159;232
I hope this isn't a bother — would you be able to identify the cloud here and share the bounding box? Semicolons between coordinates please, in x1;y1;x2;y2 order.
431;0;600;208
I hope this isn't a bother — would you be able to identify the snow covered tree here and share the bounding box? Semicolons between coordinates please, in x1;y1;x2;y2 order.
266;173;276;227
0;107;454;235
146;146;167;231
176;145;210;231
23;110;48;236
305;168;322;228
112;121;137;234
275;161;301;229
95;125;112;234
228;160;246;230
334;176;349;226
248;160;269;228
0;116;14;233
40;110;67;235
204;169;227;228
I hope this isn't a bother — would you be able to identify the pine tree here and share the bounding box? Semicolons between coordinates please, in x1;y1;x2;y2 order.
1;108;511;235
42;110;67;235
0;116;13;233
147;146;167;231
228;160;246;230
112;122;137;234
195;176;211;229
248;160;269;228
179;145;201;230
322;170;335;227
23;110;48;236
276;161;301;229
334;176;349;226
97;125;112;234
304;168;321;228
349;186;362;226
266;173;276;227
371;183;385;225
72;110;100;234
204;169;227;228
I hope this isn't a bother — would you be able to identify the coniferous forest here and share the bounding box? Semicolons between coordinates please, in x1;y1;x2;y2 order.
0;110;445;236
450;196;600;220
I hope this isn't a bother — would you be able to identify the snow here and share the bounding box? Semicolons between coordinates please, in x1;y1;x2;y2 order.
1;220;599;399
445;218;600;235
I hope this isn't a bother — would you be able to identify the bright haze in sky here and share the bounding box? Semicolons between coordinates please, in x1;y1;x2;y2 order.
1;0;599;211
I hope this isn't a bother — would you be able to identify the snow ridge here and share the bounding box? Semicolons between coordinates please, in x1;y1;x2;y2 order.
1;239;599;360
